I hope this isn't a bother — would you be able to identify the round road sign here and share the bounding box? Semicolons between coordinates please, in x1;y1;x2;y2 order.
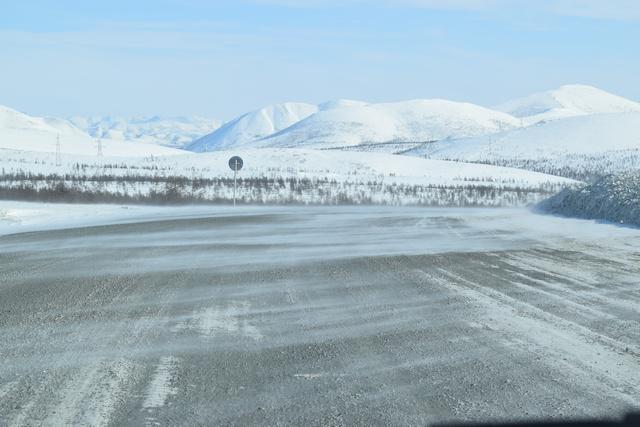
228;156;243;171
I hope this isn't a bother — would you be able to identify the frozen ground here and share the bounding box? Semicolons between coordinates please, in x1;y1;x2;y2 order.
0;206;639;426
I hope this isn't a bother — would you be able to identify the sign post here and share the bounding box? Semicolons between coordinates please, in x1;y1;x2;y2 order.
228;156;244;207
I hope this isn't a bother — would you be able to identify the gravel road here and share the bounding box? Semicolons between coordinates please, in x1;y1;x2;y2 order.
1;207;639;426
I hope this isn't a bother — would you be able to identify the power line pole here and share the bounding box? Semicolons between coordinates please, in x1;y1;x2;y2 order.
96;125;103;157
55;134;61;166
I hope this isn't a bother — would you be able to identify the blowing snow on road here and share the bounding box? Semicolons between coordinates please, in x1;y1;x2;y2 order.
0;207;638;426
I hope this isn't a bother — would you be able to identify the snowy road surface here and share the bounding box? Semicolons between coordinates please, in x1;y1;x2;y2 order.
0;206;639;426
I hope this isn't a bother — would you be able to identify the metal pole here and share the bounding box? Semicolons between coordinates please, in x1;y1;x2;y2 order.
233;161;237;207
56;134;61;166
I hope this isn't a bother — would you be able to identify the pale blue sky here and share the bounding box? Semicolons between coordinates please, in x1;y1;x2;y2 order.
1;0;639;120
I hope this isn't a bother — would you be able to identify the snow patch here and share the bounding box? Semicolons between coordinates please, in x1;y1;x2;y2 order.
178;302;263;340
142;356;180;410
72;359;136;427
293;373;324;379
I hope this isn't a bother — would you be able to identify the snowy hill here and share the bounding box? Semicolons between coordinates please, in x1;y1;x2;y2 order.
69;115;220;148
413;113;640;162
189;99;521;152
0;104;185;157
188;102;318;152
182;85;640;155
495;85;640;125
317;99;369;110
0;104;88;139
259;99;521;150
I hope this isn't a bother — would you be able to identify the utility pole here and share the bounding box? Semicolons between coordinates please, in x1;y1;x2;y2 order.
96;125;103;157
55;134;61;166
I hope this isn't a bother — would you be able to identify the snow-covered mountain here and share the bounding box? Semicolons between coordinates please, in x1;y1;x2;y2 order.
317;99;369;110
187;102;318;152
411;113;640;162
495;84;640;125
0;105;184;156
0;104;88;139
188;99;521;152
5;83;639;164
260;99;521;150
69;115;220;148
397;86;640;180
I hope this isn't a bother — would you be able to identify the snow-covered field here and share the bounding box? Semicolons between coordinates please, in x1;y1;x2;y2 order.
0;148;577;206
0;148;577;186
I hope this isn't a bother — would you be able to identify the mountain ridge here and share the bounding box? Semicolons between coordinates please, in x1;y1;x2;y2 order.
494;84;640;125
188;98;523;152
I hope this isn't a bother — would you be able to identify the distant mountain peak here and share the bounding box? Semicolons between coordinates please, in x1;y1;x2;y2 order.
188;98;522;153
318;99;369;111
0;103;184;156
187;102;318;152
69;115;221;148
495;84;640;124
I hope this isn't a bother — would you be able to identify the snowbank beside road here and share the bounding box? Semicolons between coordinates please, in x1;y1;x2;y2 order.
0;201;233;236
539;171;640;227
